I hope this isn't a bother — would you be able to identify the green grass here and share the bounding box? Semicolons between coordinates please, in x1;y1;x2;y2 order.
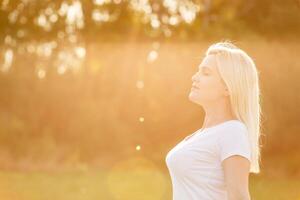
0;170;299;200
0;169;111;200
250;175;300;200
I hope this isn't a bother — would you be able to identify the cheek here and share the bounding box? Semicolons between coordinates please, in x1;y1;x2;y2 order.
198;79;224;97
198;78;217;90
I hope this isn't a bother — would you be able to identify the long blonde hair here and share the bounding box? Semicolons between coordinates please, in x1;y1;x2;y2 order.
206;40;262;173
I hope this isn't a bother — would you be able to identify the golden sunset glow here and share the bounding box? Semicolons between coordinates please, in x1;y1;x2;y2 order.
0;0;300;199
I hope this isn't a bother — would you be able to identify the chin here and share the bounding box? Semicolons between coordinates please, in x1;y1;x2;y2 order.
188;91;200;103
189;90;205;106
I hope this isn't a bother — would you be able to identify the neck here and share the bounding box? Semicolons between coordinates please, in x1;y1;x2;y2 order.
202;98;237;129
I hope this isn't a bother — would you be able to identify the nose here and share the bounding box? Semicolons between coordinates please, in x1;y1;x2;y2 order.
191;72;198;82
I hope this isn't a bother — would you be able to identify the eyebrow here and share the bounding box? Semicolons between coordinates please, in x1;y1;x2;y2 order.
199;66;211;71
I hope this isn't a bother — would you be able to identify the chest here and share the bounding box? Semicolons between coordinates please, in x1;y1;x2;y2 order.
166;133;222;177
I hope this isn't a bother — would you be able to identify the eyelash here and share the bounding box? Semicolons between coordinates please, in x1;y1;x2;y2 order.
199;71;209;75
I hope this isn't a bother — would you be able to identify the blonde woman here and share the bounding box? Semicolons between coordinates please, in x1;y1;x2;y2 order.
165;41;262;200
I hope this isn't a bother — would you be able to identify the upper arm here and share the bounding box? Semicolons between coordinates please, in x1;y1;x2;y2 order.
217;123;252;199
222;155;251;199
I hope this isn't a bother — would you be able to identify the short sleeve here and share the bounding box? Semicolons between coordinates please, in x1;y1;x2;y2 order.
217;123;251;163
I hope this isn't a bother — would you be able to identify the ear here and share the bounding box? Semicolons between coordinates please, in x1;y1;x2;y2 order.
224;87;230;97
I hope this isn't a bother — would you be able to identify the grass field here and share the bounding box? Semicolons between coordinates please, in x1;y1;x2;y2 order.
0;169;300;200
0;37;299;200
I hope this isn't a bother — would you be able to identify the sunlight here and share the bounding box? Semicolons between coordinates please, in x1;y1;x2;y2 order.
45;6;54;16
0;1;298;199
8;9;19;24
57;65;67;75
136;145;141;151
49;13;58;23
36;14;49;30
36;42;56;57
1;49;13;72
163;0;201;25
92;9;110;22
147;50;158;63
169;15;180;26
163;0;178;14
179;5;196;24
37;69;46;79
53;44;84;74
94;0;112;6
130;0;152;15
139;117;144;122
150;14;160;29
179;2;200;24
65;0;84;29
59;2;69;16
113;0;122;4
75;46;86;59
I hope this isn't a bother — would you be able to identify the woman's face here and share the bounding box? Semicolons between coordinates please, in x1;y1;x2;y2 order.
189;54;228;106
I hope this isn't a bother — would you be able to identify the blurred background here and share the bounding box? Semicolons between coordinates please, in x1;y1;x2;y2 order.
0;0;300;199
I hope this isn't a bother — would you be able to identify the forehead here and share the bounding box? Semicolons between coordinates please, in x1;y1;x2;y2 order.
199;54;217;70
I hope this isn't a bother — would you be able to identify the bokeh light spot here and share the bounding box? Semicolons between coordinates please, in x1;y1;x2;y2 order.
139;117;144;122
147;50;158;63
136;145;141;151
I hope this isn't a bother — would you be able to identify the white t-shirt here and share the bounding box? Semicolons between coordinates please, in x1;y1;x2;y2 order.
165;120;251;200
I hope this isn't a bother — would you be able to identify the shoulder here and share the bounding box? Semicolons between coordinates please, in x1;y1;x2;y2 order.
221;120;248;134
216;120;249;145
216;120;251;163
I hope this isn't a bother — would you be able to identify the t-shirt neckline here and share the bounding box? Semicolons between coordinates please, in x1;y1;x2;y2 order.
184;119;241;142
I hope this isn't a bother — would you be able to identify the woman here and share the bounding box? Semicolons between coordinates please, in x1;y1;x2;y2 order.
165;41;262;200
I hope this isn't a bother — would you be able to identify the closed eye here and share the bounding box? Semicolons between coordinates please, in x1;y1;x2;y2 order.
198;66;211;76
199;70;209;76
